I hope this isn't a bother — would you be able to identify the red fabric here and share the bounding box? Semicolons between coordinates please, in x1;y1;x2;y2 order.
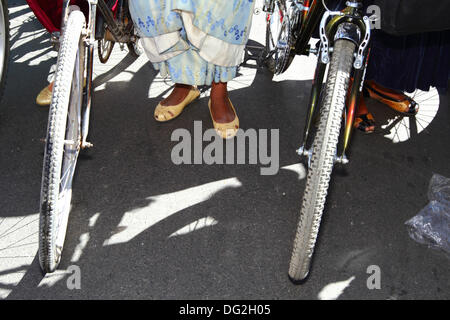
26;0;89;33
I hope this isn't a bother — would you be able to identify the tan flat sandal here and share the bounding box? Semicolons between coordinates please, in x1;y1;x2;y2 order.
154;87;200;122
36;84;53;106
208;98;239;139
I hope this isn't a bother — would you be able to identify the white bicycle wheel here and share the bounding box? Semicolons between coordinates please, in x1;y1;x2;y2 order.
289;40;356;281
39;10;85;273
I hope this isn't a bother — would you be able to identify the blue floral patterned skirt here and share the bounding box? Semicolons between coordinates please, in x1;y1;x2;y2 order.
129;0;256;85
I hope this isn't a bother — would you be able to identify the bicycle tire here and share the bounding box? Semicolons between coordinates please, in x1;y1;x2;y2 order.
289;39;356;281
39;10;85;273
0;0;9;103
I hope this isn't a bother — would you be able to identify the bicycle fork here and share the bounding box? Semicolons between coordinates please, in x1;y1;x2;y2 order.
296;57;327;167
297;9;371;166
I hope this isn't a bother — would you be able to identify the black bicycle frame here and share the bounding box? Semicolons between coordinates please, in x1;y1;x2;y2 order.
294;0;325;56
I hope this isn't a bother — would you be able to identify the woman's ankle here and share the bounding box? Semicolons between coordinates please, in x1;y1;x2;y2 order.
209;82;236;123
211;81;228;96
174;83;193;90
160;84;193;106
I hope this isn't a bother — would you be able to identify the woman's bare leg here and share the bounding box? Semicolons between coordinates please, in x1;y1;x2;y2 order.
160;84;194;106
209;82;236;123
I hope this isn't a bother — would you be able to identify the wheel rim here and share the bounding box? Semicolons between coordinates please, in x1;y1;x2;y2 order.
380;87;440;143
54;49;82;255
268;2;284;52
98;37;114;63
267;1;291;74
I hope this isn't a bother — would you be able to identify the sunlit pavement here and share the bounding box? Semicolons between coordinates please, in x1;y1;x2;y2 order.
0;0;449;300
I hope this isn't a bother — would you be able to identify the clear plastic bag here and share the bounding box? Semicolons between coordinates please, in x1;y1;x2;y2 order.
405;174;450;254
427;174;450;207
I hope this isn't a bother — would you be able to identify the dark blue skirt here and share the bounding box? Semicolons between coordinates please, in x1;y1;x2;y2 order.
366;30;450;92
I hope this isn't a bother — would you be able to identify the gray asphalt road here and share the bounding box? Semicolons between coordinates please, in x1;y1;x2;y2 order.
0;0;449;300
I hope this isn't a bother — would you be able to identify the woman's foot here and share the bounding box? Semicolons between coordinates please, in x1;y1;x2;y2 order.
36;82;54;106
154;84;200;122
354;112;376;133
209;82;239;139
364;80;419;116
209;82;236;123
354;95;375;133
